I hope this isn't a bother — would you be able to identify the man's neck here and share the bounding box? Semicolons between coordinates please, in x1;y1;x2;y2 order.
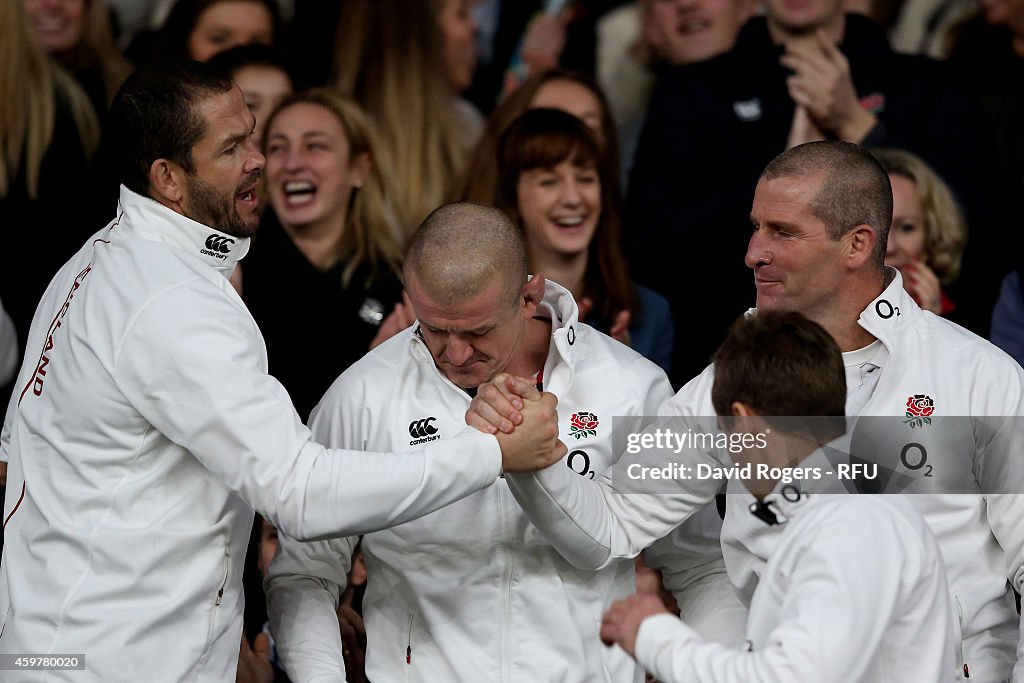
504;316;553;380
815;272;885;352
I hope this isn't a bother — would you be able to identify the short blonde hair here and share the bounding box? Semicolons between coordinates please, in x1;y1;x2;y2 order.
871;148;967;283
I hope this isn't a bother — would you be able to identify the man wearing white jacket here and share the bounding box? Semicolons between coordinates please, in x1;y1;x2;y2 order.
265;203;673;682
470;141;1024;682
600;310;955;682
0;64;564;683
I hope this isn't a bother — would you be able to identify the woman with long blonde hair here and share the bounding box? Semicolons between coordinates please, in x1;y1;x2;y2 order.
332;0;481;234
23;0;134;116
1;0;100;368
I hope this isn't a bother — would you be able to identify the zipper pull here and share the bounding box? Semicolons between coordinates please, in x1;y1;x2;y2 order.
963;663;969;678
215;587;224;606
406;646;411;665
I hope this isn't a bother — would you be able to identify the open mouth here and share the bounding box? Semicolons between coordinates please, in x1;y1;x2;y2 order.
552;216;586;229
236;186;258;207
282;180;316;207
35;19;68;34
677;17;711;36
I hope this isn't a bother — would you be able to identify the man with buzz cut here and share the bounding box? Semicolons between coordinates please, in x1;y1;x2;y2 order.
470;140;1024;682
265;202;674;683
601;310;955;682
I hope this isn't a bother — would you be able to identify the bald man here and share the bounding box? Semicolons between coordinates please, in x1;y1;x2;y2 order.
265;203;673;683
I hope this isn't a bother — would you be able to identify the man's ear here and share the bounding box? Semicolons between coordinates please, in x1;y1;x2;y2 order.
845;224;877;270
731;401;756;418
520;274;546;318
148;158;186;207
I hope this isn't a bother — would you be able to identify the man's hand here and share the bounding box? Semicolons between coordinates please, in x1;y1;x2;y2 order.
467;373;566;472
785;104;826;149
600;594;671;659
338;604;368;683
235;632;273;683
780;29;876;142
466;373;538;435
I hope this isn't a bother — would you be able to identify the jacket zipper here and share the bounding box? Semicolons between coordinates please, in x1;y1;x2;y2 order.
498;483;513;683
955;594;969;678
406;612;414;666
200;545;230;665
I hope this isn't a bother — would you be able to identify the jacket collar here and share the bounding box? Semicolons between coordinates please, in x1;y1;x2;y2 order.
748;447;849;526
857;266;920;350
115;185;250;276
406;278;581;395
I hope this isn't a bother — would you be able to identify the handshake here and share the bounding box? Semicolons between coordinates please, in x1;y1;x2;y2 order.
465;373;567;473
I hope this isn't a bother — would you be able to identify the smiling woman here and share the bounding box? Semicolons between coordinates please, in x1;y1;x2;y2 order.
239;89;405;418
22;0;132;115
494;107;674;373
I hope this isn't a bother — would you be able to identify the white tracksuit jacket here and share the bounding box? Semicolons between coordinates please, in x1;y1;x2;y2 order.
634;482;956;682
505;270;1024;682
265;281;673;683
0;187;503;682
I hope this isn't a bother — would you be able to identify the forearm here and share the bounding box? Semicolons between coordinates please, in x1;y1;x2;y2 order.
267;431;501;541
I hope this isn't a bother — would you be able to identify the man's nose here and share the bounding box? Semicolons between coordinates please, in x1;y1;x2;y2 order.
745;230;769;269
445;337;474;365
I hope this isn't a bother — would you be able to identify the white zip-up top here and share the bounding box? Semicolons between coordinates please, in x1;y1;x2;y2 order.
504;270;1024;682
265;281;673;683
635;485;956;683
0;187;502;682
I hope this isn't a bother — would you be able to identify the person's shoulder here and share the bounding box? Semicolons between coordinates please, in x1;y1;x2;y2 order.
575;321;661;369
659;363;716;416
919;311;1021;371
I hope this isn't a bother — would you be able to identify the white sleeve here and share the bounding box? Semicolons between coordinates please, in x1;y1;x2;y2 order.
642;502;747;647
505;359;722;569
972;358;1024;683
634;506;943;683
265;368;382;683
113;284;501;541
265;534;355;683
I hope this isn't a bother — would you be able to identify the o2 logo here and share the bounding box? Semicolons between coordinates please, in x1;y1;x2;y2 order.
900;442;933;477
566;450;595;479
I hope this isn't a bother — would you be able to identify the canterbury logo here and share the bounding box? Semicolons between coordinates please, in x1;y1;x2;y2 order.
204;235;235;253
408;417;438;438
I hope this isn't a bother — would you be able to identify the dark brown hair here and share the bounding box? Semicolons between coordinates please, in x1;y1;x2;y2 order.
712;311;846;427
460;68;621;206
495;107;634;324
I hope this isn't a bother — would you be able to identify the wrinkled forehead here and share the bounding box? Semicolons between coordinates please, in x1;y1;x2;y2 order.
409;275;516;331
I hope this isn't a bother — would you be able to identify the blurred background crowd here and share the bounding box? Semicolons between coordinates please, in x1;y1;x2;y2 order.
1;0;1022;680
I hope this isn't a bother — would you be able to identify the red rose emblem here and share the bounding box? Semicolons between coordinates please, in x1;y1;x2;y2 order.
903;394;934;428
569;412;599;439
906;395;934;418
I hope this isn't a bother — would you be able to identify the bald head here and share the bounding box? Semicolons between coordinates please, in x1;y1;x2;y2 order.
405;203;528;307
763;141;892;268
